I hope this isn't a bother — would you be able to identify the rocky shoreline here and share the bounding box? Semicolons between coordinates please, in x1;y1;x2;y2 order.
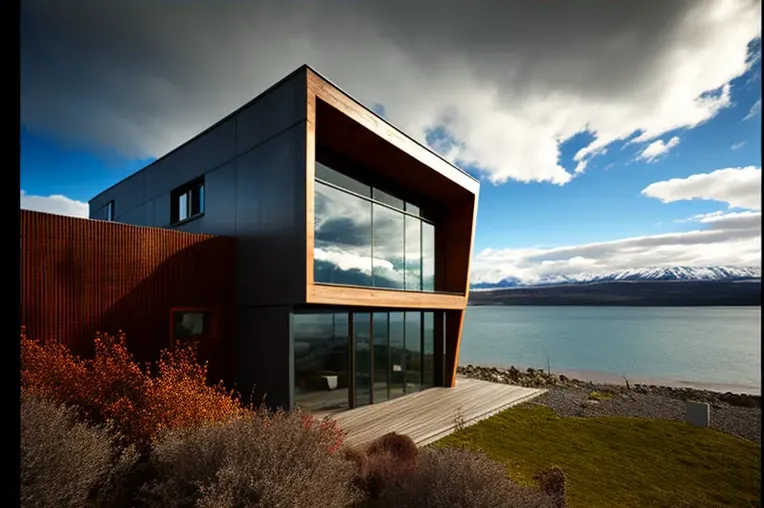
457;364;761;409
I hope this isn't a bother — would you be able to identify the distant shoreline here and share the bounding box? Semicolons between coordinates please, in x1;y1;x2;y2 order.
458;363;761;396
467;280;761;306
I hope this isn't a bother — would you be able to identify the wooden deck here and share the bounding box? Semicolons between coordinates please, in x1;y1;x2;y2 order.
313;376;545;448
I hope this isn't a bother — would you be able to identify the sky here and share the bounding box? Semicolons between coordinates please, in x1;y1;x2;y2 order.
20;0;762;284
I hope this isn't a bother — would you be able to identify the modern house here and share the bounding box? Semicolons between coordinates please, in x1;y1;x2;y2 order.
85;65;480;411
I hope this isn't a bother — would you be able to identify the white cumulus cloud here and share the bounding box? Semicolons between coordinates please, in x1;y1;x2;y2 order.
20;190;89;218
473;167;762;283
641;166;761;211
471;220;760;284
635;136;681;163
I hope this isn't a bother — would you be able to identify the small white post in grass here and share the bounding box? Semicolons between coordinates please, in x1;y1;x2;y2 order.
685;401;710;427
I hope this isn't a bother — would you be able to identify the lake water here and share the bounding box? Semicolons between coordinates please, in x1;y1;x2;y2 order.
461;306;761;394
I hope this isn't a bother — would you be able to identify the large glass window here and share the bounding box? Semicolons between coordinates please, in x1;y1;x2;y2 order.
422;312;435;388
313;161;436;292
372;313;390;403
292;310;439;410
405;312;422;393
404;217;421;291
422;222;435;292
314;181;373;286
389;312;406;399
353;313;372;407
293;313;349;411
373;204;405;288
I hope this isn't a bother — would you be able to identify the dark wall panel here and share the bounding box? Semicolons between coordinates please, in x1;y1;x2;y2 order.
235;123;307;306
118;204;150;227
236;68;307;156
20;211;237;384
152;194;171;227
236;305;293;410
94;171;146;218
202;161;238;236
144;199;156;227
144;118;236;200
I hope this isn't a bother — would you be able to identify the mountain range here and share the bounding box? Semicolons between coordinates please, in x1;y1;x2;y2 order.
470;265;761;290
468;266;761;306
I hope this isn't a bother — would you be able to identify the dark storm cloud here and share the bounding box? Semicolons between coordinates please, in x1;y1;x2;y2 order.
20;0;761;184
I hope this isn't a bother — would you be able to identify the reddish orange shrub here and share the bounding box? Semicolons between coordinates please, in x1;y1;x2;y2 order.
21;326;97;419
301;412;345;453
20;327;246;445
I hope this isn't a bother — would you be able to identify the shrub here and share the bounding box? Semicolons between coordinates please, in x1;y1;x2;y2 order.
20;392;138;508
20;329;246;446
142;407;359;508
371;447;563;508
350;433;420;499
21;327;89;412
534;466;567;508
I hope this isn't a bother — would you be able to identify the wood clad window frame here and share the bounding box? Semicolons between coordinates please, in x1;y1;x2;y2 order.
304;68;480;389
304;69;478;312
169;307;217;349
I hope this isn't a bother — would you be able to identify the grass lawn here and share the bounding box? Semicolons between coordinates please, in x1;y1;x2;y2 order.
433;403;761;508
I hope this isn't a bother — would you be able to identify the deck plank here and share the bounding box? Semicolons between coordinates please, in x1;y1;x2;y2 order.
313;376;545;448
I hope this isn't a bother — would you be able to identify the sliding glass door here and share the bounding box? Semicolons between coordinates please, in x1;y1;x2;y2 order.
372;313;390;403
293;310;441;410
353;313;372;407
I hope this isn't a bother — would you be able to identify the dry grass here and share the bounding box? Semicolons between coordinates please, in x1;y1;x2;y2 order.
369;447;562;508
20;393;138;508
142;407;358;508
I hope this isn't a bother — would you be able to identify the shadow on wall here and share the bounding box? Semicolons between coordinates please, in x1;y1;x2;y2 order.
97;240;237;385
20;212;236;387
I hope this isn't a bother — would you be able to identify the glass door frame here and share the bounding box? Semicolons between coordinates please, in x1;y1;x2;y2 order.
290;307;445;411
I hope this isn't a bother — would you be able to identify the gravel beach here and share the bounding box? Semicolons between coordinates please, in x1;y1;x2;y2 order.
535;386;761;443
457;365;761;444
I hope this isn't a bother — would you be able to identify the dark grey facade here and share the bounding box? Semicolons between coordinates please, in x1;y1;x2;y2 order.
89;65;479;412
90;67;311;409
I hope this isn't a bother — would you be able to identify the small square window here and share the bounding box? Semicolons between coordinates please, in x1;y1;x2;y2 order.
173;310;210;339
171;178;205;224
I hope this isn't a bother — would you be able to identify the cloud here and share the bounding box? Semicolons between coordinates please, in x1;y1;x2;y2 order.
471;211;761;283
635;136;681;162
20;0;762;186
641;166;761;210
473;168;762;283
676;210;761;230
20;190;89;217
744;98;762;120
731;141;746;150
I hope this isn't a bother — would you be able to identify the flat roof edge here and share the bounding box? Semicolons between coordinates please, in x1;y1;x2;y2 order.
90;63;479;204
304;65;479;186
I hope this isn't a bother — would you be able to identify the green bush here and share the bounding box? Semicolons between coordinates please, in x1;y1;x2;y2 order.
20;393;138;508
370;447;562;508
142;407;359;508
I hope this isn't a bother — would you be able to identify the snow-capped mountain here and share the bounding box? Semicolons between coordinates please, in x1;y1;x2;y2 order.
470;265;761;290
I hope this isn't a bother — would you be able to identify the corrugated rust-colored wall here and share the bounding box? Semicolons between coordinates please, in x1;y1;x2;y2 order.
20;210;236;383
